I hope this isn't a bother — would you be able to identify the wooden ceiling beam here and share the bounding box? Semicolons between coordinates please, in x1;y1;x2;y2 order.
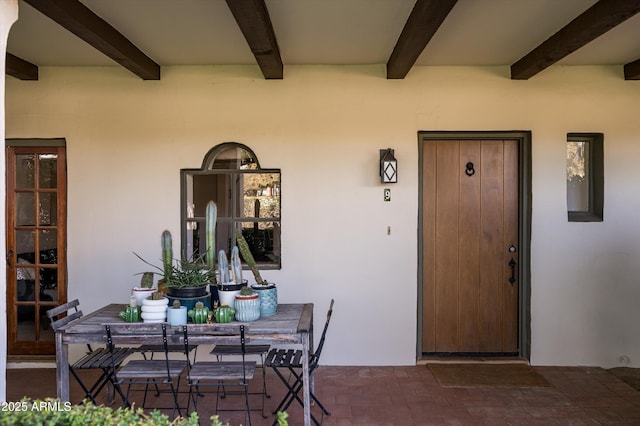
23;0;160;80
511;0;640;80
225;0;283;79
624;58;640;80
6;53;38;80
386;0;458;79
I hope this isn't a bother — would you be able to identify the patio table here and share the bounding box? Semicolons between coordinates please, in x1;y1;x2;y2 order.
55;302;315;426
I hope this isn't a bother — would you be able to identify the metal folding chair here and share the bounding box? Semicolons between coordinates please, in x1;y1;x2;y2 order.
47;300;133;404
264;299;334;426
183;324;257;426
105;322;188;419
210;343;271;418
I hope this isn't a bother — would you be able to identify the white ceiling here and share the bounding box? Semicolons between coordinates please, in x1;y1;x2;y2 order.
7;0;640;70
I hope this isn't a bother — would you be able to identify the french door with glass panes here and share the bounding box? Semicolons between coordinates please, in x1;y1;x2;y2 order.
6;145;67;355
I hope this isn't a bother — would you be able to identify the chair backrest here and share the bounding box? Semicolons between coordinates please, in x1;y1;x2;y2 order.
105;322;177;380
311;299;334;366
46;299;83;331
181;323;249;353
182;324;250;381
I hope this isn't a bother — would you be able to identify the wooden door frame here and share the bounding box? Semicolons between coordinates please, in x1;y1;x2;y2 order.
5;138;67;356
417;131;532;360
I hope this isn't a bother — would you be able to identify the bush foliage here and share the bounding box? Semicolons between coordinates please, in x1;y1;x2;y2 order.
0;398;289;426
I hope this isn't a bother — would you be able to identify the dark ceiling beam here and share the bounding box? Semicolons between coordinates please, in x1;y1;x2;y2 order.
225;0;283;79
6;53;38;80
511;0;640;80
624;58;640;80
23;0;160;80
386;0;459;79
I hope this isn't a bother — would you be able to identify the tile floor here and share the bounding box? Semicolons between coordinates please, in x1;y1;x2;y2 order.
5;364;640;425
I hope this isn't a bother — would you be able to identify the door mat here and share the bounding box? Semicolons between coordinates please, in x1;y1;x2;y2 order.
428;363;551;388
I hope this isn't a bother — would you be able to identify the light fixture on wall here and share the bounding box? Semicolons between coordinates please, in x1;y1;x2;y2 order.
380;148;397;183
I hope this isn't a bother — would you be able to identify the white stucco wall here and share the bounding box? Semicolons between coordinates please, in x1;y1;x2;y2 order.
5;64;640;368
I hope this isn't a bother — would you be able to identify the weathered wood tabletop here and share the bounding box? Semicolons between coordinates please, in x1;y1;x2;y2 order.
55;302;315;426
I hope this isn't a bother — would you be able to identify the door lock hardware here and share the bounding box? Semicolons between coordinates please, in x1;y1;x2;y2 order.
508;258;516;285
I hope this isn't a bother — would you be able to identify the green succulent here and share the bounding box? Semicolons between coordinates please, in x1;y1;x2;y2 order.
239;286;255;296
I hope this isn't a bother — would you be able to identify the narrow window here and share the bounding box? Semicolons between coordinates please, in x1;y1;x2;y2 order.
181;142;281;269
566;133;603;222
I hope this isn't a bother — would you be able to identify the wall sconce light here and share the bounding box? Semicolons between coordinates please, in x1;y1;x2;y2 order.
380;148;398;183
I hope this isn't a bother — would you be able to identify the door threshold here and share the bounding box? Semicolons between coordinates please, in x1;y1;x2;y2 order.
8;355;56;369
419;355;529;365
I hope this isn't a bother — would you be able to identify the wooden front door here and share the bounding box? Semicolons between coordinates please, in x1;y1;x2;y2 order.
421;139;519;354
6;145;67;355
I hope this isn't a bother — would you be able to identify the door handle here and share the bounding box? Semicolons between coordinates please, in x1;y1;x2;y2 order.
508;258;516;285
6;248;13;269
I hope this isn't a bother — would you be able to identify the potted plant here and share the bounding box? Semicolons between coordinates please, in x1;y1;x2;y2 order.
234;286;260;322
236;229;277;316
140;291;169;323
217;246;245;308
131;271;156;306
166;299;187;326
135;230;212;312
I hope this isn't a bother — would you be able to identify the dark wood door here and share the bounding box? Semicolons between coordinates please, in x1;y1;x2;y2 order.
421;139;519;353
6;146;67;355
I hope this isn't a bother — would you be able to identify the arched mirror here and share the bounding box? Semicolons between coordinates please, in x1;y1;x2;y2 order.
181;142;281;269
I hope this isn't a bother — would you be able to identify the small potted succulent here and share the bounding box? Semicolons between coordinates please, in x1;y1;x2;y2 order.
131;271;156;306
140;291;169;323
234;287;260;322
167;299;187;326
236;229;277;316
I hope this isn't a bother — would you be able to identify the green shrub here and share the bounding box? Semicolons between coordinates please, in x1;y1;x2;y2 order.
0;398;289;426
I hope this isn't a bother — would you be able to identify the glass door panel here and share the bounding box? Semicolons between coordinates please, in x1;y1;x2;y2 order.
6;145;66;355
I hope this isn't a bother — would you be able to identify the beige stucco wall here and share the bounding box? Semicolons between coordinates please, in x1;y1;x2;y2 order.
6;64;640;368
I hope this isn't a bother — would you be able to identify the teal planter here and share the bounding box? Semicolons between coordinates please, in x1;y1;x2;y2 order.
251;284;277;317
234;295;261;322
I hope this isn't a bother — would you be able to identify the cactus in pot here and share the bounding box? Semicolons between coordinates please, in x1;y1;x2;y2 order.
230;246;243;284
217;248;244;308
140;272;154;288
161;230;172;280
218;249;230;284
205;201;217;285
234;286;260;322
235;229;268;285
235;229;277;316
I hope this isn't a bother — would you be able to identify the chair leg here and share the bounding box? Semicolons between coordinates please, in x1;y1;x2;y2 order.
244;383;252;426
141;352;162;397
270;367;329;426
69;367;99;404
271;366;296;414
87;368;117;403
189;382;200;414
169;376;183;420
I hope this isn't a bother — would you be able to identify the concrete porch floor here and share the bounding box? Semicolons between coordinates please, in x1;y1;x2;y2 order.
5;364;640;425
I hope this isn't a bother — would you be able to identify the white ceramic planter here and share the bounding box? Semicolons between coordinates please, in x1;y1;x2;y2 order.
141;297;169;307
141;297;168;322
218;289;241;308
141;311;166;321
131;287;156;306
